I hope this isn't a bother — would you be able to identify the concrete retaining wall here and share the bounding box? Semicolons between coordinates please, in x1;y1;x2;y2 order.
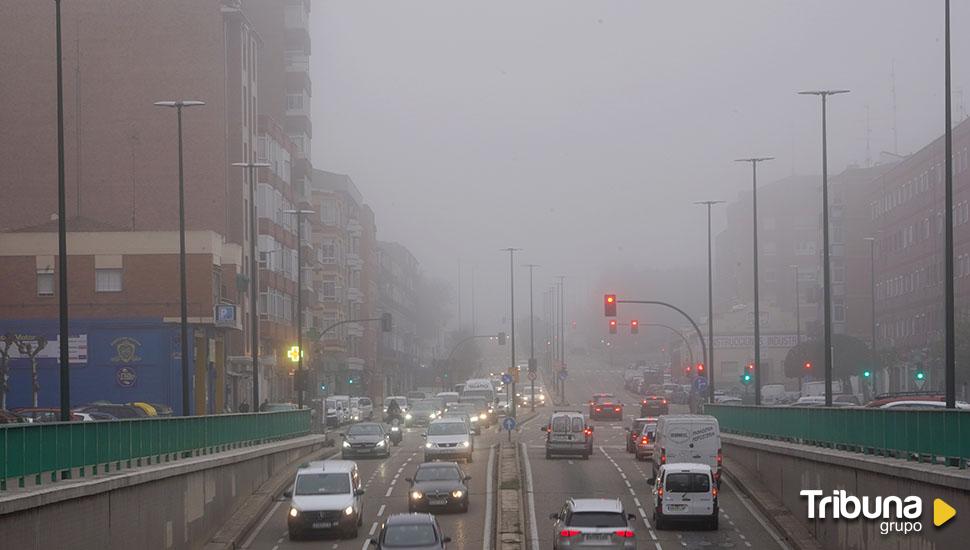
724;434;970;550
0;435;327;550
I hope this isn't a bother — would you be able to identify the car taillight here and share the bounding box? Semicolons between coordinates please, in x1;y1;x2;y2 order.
662;399;667;405
595;407;602;412
660;448;666;463
614;530;635;538
584;428;592;436
614;407;621;412
712;486;718;497
640;435;649;444
642;400;647;405
657;485;664;498
559;529;581;537
717;448;722;467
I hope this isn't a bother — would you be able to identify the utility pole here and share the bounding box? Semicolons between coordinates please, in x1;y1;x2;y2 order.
524;264;539;411
943;0;956;408
285;209;315;408
502;248;521;417
695;200;724;403
557;276;566;403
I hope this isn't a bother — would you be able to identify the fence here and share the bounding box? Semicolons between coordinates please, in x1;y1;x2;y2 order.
706;404;970;467
0;409;311;490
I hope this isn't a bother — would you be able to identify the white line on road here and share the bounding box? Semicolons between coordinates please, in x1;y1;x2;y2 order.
725;477;791;550
241;500;281;549
634;497;641;507
483;445;496;550
520;442;540;550
377;504;386;516
385;486;393;497
369;522;379;536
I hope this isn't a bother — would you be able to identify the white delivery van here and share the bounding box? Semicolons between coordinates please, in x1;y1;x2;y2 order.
326;395;352;424
652;415;721;481
648;463;718;530
460;379;496;404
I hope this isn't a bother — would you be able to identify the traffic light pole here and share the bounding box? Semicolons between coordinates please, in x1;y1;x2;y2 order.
615;300;708;385
315;315;391;396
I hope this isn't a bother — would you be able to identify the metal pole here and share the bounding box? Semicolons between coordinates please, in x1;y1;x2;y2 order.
695;201;723;403
55;0;71;421
558;276;565;402
296;212;304;408
525;264;538;412
249;166;260;409
944;0;956;408
177;106;191;416
793;264;802;392
502;248;520;417
864;238;876;393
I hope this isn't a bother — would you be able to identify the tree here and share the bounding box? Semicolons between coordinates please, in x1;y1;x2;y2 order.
15;335;47;408
0;333;15;410
783;334;874;391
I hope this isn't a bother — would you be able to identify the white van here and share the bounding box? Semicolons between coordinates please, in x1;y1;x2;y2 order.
652;415;721;481
284;460;364;540
648;463;718;530
461;378;495;404
326;396;352;424
350;397;373;421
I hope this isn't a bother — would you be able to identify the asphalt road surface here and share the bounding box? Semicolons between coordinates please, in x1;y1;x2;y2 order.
242;360;789;549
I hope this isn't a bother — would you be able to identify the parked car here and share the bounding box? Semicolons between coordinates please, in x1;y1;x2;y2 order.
878;400;970;410
549;498;637;549
13;407;86;422
75;403;146;419
0;409;30;424
341;422;391;459
284;460;364;540
406;461;471;513
368;513;451;549
543;410;593;459
649;463;718;530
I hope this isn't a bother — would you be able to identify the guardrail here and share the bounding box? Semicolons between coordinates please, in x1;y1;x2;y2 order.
706;404;970;467
0;409;311;491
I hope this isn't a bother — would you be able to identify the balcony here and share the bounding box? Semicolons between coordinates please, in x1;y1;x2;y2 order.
346;357;365;371
346;252;362;269
347;287;363;303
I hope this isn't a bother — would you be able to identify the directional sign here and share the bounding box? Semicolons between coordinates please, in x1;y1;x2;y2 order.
558;370;568;381
693;376;708;393
527;371;537;381
501;373;513;384
502;416;517;431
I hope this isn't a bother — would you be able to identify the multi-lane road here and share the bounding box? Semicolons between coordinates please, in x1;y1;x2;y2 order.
243;361;789;549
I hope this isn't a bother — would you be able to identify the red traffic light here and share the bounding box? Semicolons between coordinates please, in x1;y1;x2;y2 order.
604;294;617;317
803;361;812;370
746;363;755;372
608;319;618;334
630;319;639;334
696;363;705;373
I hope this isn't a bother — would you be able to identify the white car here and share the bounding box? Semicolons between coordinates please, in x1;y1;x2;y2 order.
351;397;374;420
649;463;718;530
284;460;364;540
423;418;473;463
879;400;970;410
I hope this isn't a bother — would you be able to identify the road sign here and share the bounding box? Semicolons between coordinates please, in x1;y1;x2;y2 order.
502;416;517;431
558;370;568;381
693;376;708;393
527;371;537;381
501;373;513;384
527;358;537;372
434;376;442;384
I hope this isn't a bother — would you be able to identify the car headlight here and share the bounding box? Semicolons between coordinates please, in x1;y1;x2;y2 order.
376;440;386;447
479;413;487;420
391;426;400;432
428;412;436;419
342;440;351;448
411;491;423;500
425;442;434;448
405;413;413;420
470;416;478;422
451;489;464;498
460;440;470;448
344;506;354;516
289;507;299;517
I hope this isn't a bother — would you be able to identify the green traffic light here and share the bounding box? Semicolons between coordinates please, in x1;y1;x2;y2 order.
915;371;925;381
862;370;871;378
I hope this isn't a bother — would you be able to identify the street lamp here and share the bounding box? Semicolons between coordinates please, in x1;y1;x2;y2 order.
233;161;271;410
556;275;566;403
943;0;956;409
285;209;315;409
863;237;877;394
694;200;724;403
54;0;71;421
501;248;521;417
735;157;774;405
524;264;539;411
799;89;850;406
155;100;206;416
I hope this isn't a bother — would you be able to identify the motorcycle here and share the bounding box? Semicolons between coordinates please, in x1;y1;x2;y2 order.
389;419;403;446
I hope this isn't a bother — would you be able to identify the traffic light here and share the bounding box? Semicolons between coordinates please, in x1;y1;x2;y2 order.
604;294;617;317
684;365;692;376
630;319;639;334
696;363;705;376
803;361;812;371
381;312;393;332
609;319;617;334
914;369;926;382
862;370;872;379
498;332;507;345
348;375;356;385
740;372;753;385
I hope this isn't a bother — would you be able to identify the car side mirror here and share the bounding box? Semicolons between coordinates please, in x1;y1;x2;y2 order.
442;536;452;543
549;513;559;520
646;478;656;486
628;513;637;520
355;489;366;496
283;490;292;498
421;433;427;438
540;426;548;432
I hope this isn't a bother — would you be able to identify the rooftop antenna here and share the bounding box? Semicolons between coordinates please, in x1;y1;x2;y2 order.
891;60;899;155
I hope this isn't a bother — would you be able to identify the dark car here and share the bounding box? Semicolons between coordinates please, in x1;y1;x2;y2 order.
75;403;146;419
625;417;655;453
370;513;451;549
639;396;669;417
341;422;391;459
407;462;470;513
589;393;623;420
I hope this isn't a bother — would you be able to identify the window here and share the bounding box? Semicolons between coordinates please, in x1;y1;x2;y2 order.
320;240;337;263
95;269;123;292
322;281;337;301
286;94;303;111
320;200;337;225
37;271;54;296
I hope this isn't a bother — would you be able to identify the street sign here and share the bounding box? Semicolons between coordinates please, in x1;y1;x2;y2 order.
502;416;517;431
501;373;513;384
527;371;537;381
558;370;568;381
527;358;537;372
693;376;708;393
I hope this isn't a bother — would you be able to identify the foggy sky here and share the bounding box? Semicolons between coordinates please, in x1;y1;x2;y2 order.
310;1;969;335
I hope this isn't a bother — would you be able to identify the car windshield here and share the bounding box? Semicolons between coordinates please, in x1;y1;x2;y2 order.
428;422;467;435
592;395;614;404
567;511;627;528
295;473;351;495
348;424;382;435
383;524;437;546
415;466;461;481
460;398;487;409
665;473;711;493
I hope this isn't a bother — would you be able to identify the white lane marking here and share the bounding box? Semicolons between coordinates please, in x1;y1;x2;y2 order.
483;445;496;550
369;522;379;536
271;545;278;550
725;478;792;550
520;442;540;550
745;542;752;548
568;460;574;465
385;487;393;497
241;500;281;549
655;543;663;550
359;539;371;550
620;473;627;479
377;504;386;516
634;497;641;507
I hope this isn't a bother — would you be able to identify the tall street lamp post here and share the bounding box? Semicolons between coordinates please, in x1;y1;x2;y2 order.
54;0;71;421
799;89;850;406
694;200;724;403
943;0;956;408
285;209;315;409
233;161;271;410
502;248;521;417
155;100;205;416
864;237;877;393
736;157;774;405
524;264;539;411
556;275;566;403
790;264;803;391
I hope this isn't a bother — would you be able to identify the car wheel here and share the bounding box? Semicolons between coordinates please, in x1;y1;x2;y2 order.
710;514;719;530
346;524;359;539
654;512;665;530
288;530;301;541
461;500;469;513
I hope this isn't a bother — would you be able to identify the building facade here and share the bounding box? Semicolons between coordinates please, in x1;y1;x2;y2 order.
377;242;421;396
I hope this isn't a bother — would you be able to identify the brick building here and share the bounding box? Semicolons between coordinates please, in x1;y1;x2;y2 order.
377;242;421;396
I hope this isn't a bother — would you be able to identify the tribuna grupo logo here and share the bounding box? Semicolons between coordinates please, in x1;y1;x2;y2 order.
801;490;955;535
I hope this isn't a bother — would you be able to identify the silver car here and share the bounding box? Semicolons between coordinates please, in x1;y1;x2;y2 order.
550;498;637;549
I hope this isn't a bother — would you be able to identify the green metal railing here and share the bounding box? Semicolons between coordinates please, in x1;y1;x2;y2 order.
0;410;311;490
707;404;970;467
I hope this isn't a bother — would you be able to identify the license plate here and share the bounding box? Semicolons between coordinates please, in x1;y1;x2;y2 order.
429;498;447;506
668;504;687;511
312;521;336;528
584;533;610;541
